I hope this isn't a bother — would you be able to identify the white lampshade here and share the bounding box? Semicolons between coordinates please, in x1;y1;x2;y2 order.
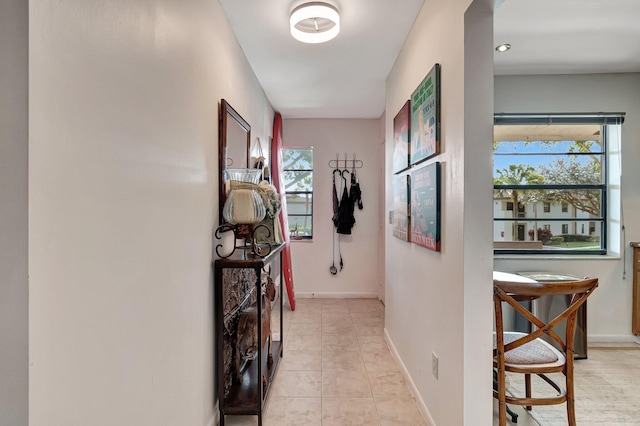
290;2;340;44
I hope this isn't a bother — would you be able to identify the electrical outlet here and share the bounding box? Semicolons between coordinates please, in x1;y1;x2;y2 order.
432;352;438;379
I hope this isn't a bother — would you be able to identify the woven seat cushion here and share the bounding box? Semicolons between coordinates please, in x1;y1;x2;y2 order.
494;332;565;366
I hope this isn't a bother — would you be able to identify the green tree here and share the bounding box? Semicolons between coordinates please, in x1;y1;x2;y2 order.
283;149;314;235
537;142;602;217
494;164;544;241
283;149;313;190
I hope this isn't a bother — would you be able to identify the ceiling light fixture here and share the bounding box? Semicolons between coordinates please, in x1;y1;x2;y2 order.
495;43;511;53
290;2;340;44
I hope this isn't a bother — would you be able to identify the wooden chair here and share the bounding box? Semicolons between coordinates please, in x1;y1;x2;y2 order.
493;277;598;426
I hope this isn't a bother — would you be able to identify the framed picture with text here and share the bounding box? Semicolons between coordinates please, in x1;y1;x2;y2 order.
410;64;441;165
392;175;410;241
410;162;441;251
393;100;411;174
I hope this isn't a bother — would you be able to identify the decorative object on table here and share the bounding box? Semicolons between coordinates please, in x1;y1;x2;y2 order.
262;139;271;183
392;174;410;242
393;100;411;174
220;267;258;396
235;272;276;385
254;181;284;245
410;63;441;165
410;162;441;251
215;168;272;258
252;137;270;182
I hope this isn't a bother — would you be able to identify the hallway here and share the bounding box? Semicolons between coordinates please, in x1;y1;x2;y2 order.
224;298;426;425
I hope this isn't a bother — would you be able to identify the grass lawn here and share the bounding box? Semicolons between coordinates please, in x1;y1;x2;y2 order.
546;241;600;249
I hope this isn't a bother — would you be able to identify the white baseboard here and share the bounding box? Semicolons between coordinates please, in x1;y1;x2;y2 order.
295;292;379;299
588;334;639;344
383;328;436;426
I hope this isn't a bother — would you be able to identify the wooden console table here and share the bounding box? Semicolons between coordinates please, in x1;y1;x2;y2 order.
214;244;284;426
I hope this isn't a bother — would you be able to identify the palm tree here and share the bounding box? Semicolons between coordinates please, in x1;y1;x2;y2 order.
494;164;544;241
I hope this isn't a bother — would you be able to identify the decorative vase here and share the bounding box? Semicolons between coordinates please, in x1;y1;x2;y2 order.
215;168;276;258
221;168;266;243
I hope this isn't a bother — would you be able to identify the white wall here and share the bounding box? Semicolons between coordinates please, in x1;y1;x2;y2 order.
384;0;494;425
0;0;28;424
29;1;273;424
283;119;381;298
494;73;640;343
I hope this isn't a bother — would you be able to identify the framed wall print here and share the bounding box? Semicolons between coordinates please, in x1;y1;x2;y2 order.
392;175;410;241
393;101;411;174
410;162;441;251
410;63;441;165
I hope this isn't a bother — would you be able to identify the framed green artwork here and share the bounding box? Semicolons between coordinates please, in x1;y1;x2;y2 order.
410;64;441;165
392;175;410;241
410;162;441;251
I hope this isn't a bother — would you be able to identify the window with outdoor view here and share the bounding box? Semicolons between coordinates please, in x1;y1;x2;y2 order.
493;113;624;255
283;148;313;239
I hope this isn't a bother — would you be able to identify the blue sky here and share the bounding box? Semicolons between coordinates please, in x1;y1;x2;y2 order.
493;140;599;176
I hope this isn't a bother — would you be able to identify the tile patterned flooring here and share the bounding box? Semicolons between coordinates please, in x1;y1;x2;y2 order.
493;344;640;426
223;298;426;426
222;297;640;425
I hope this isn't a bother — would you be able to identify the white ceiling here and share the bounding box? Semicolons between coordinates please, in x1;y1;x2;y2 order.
493;0;640;76
219;0;424;119
220;0;640;119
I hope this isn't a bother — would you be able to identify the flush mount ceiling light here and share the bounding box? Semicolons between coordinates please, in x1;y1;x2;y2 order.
495;43;511;53
290;2;340;44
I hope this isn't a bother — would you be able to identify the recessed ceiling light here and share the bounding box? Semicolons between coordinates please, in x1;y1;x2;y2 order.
495;43;511;53
290;2;340;44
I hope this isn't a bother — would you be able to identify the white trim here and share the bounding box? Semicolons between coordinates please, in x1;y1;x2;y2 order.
494;254;621;261
588;334;640;344
384;328;436;426
295;292;378;299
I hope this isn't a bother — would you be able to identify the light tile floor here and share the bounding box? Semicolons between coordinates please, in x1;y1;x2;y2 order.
222;298;426;426
493;344;640;425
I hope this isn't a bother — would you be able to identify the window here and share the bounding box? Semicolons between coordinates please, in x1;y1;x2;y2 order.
494;113;624;255
283;148;313;239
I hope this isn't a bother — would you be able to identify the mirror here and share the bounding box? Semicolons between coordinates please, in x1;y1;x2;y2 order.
219;99;251;224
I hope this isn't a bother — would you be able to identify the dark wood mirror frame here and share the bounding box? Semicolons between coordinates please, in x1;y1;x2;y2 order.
219;99;251;225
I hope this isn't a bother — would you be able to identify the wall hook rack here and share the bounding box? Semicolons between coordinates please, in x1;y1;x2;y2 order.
328;152;363;169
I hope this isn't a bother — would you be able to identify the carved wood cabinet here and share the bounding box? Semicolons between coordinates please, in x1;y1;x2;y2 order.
214;244;284;426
